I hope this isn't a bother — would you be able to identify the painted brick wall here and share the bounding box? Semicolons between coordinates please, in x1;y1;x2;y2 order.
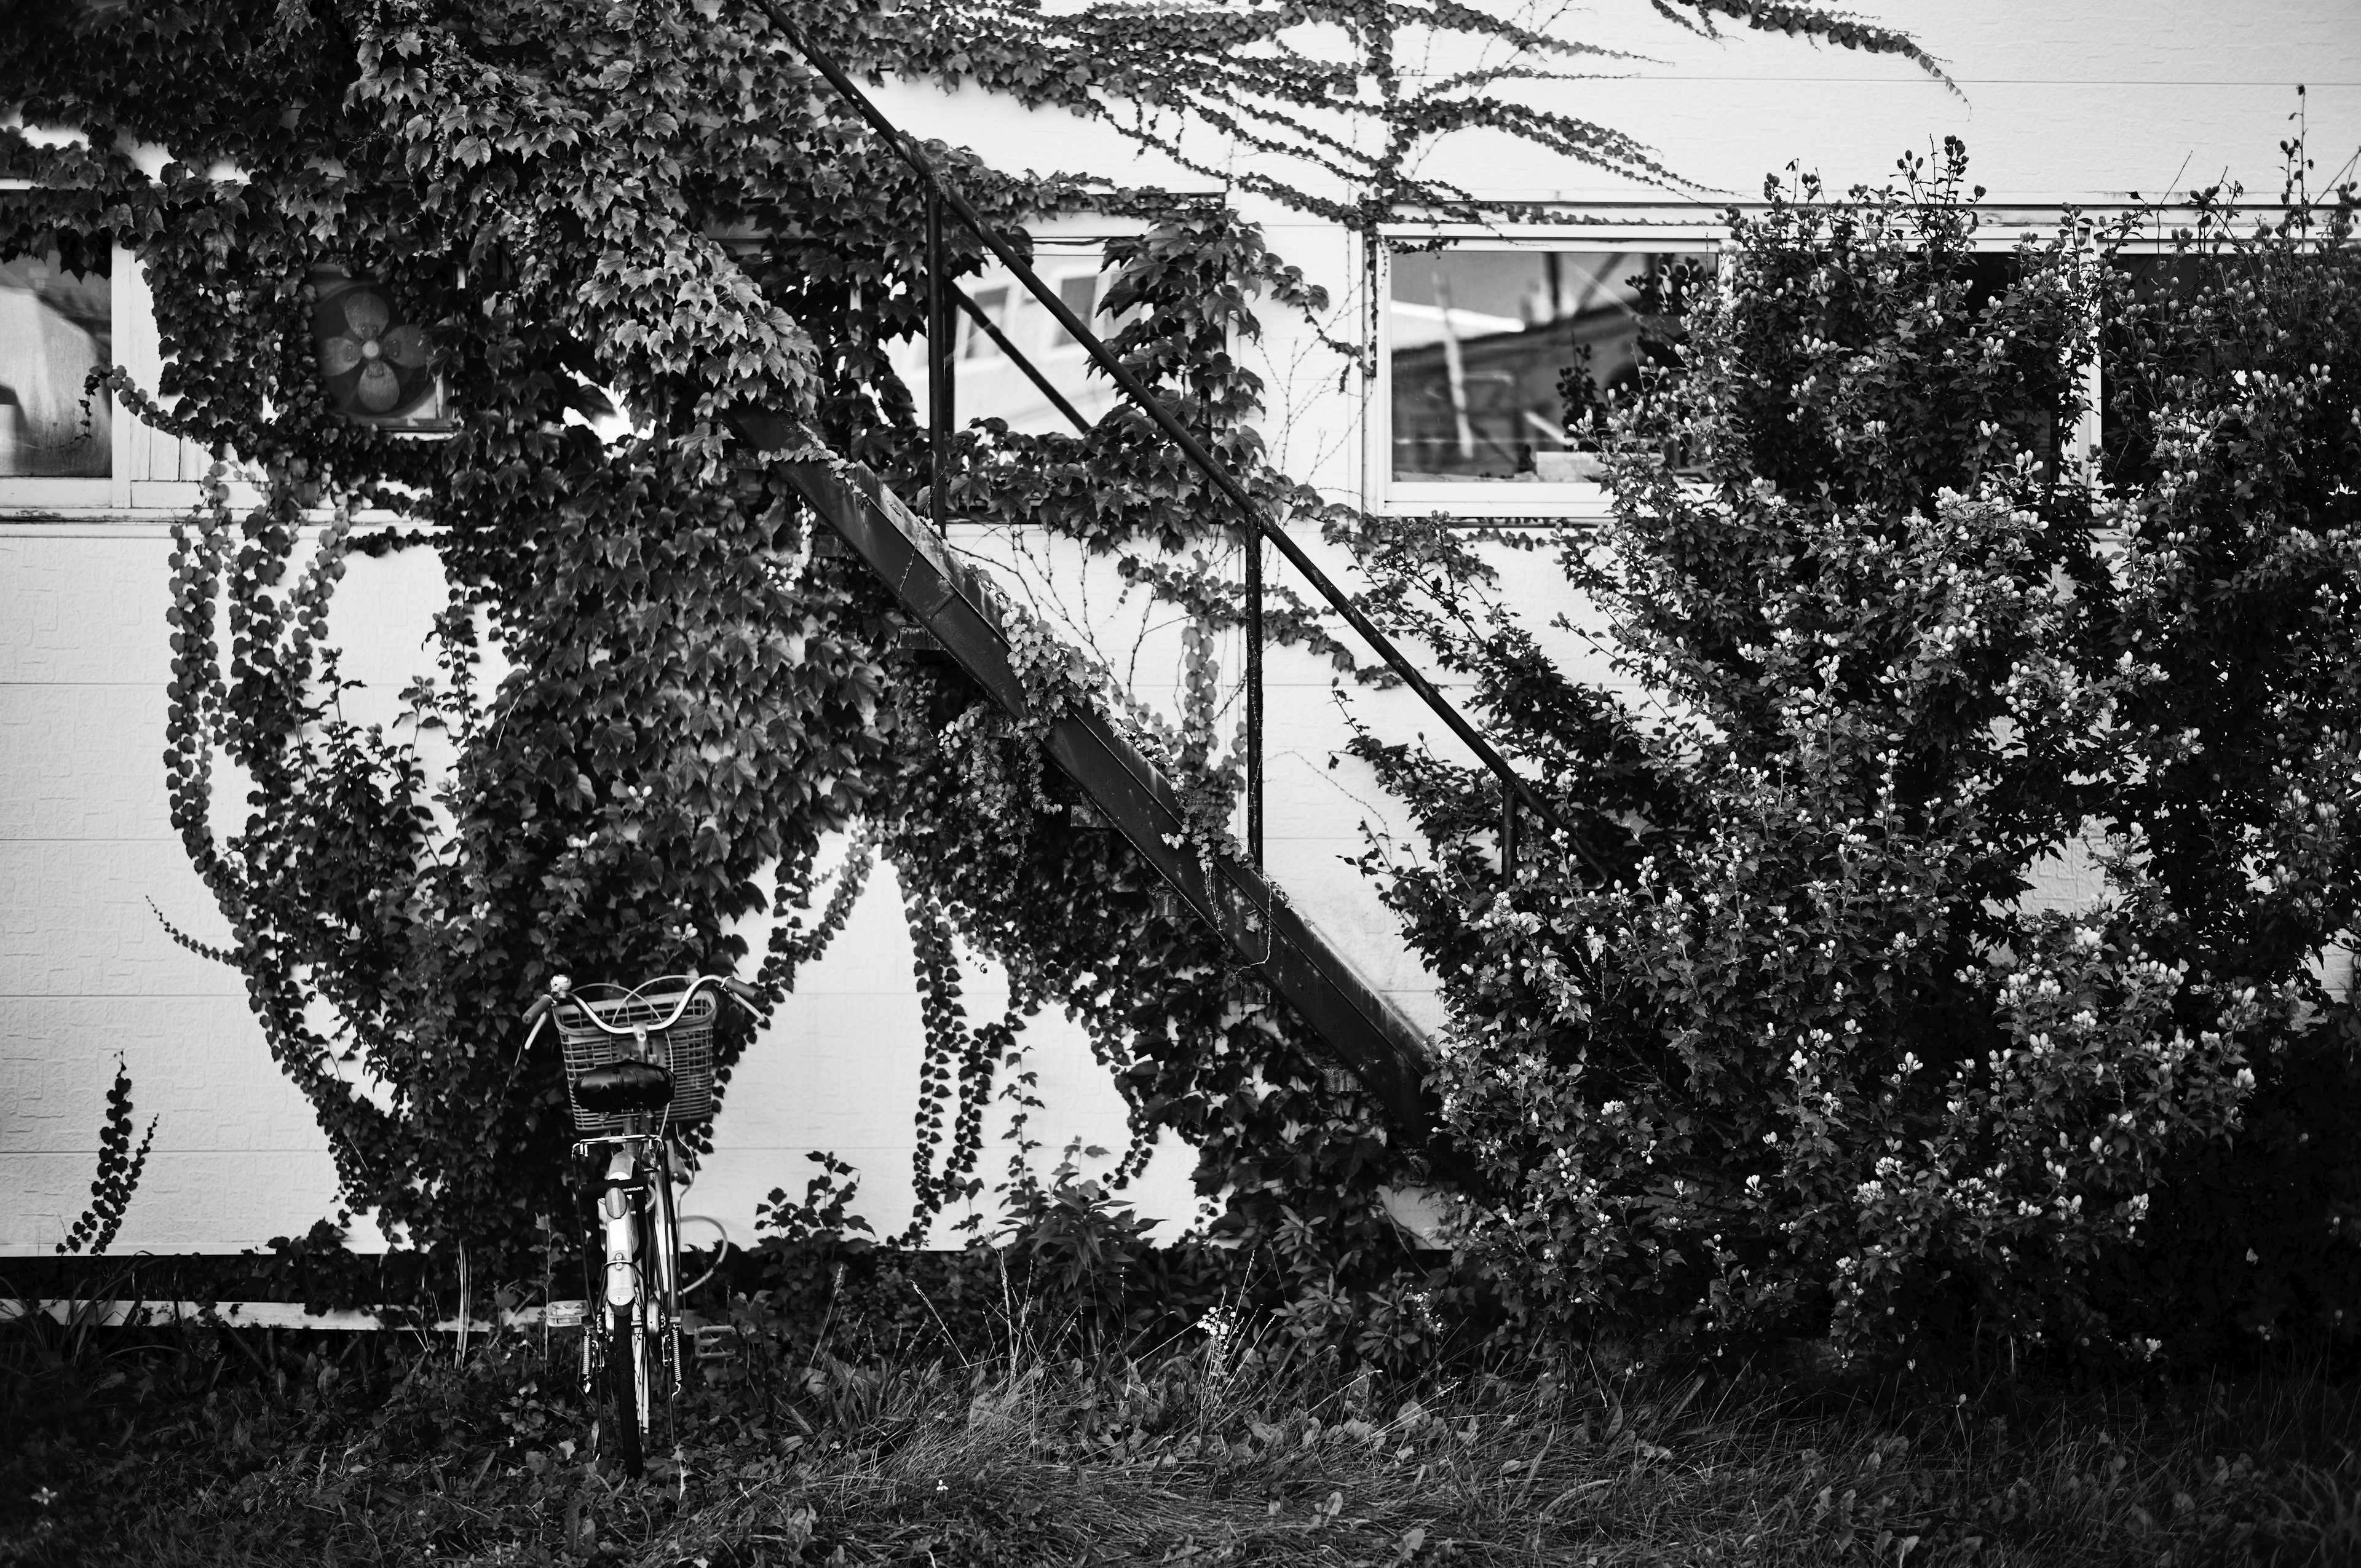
0;525;1200;1254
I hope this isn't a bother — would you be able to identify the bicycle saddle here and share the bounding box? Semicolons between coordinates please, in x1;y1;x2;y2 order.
574;1059;674;1114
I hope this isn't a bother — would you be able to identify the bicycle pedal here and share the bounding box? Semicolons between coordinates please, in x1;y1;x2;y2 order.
690;1324;742;1361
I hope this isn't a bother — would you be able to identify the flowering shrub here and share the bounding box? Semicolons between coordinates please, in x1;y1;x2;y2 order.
1354;142;2361;1358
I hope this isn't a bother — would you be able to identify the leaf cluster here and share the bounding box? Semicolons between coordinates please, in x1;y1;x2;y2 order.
56;1058;158;1257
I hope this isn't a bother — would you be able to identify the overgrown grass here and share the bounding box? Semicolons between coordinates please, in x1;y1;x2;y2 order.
4;1307;2356;1565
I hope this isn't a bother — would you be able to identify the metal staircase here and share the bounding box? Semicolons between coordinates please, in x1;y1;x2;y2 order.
740;9;1605;1172
727;415;1443;1150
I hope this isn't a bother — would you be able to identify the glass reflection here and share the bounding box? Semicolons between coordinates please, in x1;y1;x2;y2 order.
1388;247;1712;482
0;251;111;478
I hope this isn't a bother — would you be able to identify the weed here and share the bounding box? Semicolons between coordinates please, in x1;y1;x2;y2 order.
56;1058;156;1257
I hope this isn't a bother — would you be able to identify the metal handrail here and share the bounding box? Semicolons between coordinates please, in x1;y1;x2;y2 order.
761;3;1605;879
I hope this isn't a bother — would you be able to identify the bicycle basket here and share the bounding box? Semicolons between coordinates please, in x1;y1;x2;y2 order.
556;986;718;1136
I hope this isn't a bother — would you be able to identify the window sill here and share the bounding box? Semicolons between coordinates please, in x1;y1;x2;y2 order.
1380;479;1615;521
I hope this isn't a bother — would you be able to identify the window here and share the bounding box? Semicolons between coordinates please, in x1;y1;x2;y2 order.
1377;237;1718;513
2089;247;2281;488
1375;230;2124;514
885;242;1144;438
958;285;1009;360
0;248;111;478
1048;272;1106;356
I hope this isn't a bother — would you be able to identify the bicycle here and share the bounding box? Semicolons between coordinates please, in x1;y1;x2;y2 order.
521;970;761;1476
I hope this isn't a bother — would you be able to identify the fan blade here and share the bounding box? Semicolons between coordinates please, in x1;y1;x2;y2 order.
356;361;403;411
341;291;391;340
382;324;432;368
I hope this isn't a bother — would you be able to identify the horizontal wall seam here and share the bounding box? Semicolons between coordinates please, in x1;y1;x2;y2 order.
0;1299;565;1332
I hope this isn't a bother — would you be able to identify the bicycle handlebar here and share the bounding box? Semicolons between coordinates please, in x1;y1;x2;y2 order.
524;972;764;1037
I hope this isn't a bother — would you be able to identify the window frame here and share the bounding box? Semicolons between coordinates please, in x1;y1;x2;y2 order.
1367;210;2106;520
1369;220;1728;520
0;168;239;514
0;179;143;511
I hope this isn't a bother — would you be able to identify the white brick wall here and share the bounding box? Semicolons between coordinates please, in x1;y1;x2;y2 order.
0;526;1199;1254
0;526;319;1253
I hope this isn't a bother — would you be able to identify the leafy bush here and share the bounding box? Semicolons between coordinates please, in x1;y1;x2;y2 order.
1353;140;2361;1360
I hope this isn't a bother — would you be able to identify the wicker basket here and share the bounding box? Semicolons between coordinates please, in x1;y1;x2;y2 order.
556;987;718;1136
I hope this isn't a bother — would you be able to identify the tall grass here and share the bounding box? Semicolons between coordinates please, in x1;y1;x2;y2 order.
3;1304;2355;1565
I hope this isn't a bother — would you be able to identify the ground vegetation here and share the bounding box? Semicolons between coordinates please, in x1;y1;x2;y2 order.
4;1302;2356;1566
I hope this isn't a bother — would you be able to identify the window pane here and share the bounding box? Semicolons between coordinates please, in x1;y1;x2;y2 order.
1056;272;1098;313
1389;248;1713;482
0;251;111;478
1048;274;1102;354
887;264;1133;438
2097;250;2225;486
961;286;1008;360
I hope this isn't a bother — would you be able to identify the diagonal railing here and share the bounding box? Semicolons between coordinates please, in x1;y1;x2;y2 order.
756;2;1607;885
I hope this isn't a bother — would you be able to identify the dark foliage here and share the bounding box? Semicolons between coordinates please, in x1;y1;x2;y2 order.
1349;141;2361;1363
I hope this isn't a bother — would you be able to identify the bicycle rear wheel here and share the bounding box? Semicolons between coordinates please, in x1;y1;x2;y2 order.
609;1301;650;1477
595;1166;658;1479
588;1139;678;1478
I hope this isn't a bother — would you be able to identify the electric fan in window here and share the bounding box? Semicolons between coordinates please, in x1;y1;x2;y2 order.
311;272;445;428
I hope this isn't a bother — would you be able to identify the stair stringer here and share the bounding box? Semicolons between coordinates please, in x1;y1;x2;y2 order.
738;415;1448;1159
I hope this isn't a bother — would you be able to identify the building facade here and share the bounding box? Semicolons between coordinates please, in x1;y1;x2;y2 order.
3;0;2355;1255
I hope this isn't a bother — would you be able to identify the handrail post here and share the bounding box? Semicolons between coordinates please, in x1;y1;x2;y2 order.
1246;517;1264;866
925;175;951;529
